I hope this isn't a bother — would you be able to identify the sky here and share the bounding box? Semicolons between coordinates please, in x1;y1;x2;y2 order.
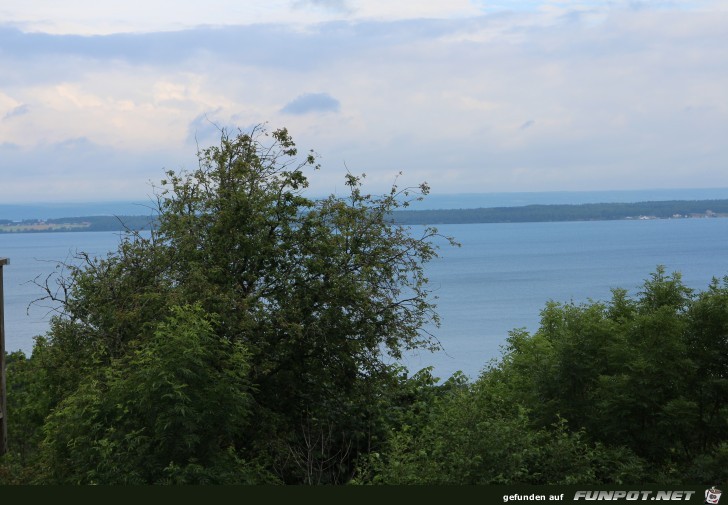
0;0;727;203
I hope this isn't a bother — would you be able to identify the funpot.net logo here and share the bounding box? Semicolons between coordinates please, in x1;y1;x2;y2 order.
573;490;696;501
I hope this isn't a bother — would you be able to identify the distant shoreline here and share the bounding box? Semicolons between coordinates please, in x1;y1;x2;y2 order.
1;199;728;233
0;215;156;234
389;199;728;226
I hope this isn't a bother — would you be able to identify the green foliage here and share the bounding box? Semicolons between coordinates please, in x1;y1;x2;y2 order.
0;351;52;483
357;370;644;485
36;304;265;484
148;126;452;483
489;266;728;483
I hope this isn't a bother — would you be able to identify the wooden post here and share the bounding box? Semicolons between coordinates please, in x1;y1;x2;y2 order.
0;257;8;455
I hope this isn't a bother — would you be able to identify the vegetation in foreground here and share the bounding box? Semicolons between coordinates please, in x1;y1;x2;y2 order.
0;126;726;485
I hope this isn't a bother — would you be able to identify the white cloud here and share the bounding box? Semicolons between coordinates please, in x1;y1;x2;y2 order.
0;0;484;35
0;0;293;34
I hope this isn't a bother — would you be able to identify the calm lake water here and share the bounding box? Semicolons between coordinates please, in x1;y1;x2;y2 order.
2;218;728;380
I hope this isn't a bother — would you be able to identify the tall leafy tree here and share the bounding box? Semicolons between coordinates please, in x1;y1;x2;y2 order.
22;124;454;483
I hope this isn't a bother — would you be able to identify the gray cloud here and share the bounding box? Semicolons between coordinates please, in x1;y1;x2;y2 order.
519;120;535;130
0;19;463;74
281;92;340;115
3;103;29;120
0;24;294;67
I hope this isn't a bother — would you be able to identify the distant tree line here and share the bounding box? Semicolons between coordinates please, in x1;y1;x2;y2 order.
51;215;156;231
389;200;728;225
4;200;728;233
0;215;156;233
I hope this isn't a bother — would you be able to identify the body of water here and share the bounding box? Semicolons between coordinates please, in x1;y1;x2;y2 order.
1;231;126;353
401;218;728;379
2;218;728;380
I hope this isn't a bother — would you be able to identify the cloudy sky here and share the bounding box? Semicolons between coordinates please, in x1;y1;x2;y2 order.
1;0;727;203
